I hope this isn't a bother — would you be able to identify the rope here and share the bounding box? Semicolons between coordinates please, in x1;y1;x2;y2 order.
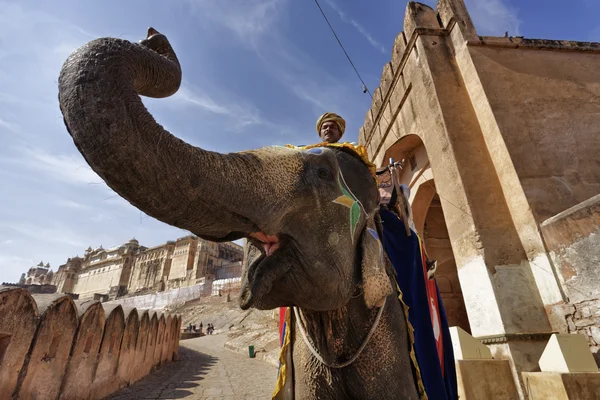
293;297;386;369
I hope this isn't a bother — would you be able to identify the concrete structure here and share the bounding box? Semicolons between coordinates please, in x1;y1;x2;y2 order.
360;0;600;395
0;286;180;399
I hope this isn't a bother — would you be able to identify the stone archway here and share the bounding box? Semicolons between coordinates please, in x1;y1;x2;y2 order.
421;191;471;333
382;134;471;333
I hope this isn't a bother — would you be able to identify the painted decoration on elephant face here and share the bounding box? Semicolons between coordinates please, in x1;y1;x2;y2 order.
332;170;364;242
367;227;384;265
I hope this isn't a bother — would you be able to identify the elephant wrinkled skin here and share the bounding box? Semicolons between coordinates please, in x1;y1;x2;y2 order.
58;28;420;400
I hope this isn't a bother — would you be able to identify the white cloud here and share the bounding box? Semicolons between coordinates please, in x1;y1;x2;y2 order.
0;117;20;134
186;0;286;43
465;0;522;36
172;84;263;128
322;0;386;53
0;221;91;248
55;199;91;210
6;146;103;185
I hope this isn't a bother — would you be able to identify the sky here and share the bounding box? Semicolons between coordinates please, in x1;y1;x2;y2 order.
0;0;598;284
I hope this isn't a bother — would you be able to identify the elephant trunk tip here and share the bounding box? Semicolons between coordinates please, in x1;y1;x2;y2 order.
147;27;159;38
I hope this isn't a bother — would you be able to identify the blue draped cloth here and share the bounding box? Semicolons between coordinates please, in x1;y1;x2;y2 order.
380;208;458;400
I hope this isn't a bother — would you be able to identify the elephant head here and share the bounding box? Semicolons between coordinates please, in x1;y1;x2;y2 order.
58;29;394;312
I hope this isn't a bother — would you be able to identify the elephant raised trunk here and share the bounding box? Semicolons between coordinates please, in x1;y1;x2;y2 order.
58;28;294;242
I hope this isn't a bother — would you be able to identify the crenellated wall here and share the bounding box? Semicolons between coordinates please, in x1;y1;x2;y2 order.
0;286;180;400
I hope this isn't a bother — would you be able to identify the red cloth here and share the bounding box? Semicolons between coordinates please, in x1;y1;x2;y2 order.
419;240;444;373
279;307;286;345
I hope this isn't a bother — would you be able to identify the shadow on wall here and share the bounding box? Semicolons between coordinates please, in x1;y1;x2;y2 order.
108;347;218;399
0;286;181;400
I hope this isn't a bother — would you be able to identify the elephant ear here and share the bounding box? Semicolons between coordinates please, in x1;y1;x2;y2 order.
360;214;394;309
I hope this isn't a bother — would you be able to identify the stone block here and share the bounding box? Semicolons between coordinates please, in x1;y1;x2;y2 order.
456;359;520;399
372;87;383;120
523;372;600;400
18;294;78;400
174;315;182;361
153;314;166;368
539;334;599;373
391;33;407;73
92;304;125;399
436;0;478;41
363;109;374;142
143;312;159;376
0;287;38;397
358;126;367;147
379;63;394;100
449;326;493;359
161;315;172;365
132;311;151;383
117;308;140;388
60;299;105;400
403;2;438;40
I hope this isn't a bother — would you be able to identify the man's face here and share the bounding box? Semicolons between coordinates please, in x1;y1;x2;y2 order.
319;121;342;143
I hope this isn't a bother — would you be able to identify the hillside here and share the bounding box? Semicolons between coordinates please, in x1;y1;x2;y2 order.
168;293;281;366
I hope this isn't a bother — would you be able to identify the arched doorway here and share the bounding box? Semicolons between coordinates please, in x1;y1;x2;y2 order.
422;191;471;333
382;135;471;333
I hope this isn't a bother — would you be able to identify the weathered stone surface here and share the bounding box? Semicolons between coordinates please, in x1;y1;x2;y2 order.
92;304;126;399
0;287;38;397
456;359;519;400
379;62;394;99
363;109;374;142
116;308;140;388
18;294;78;400
403;2;438;40
363;2;600;396
153;314;166;368
436;0;478;41
160;315;172;365
131;311;151;383
391;32;407;73
143;313;159;376
372;87;384;120
60;299;106;400
1;291;178;399
523;372;600;400
539;334;598;373
109;334;276;400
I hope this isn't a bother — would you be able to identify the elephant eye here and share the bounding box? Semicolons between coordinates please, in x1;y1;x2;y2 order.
317;167;332;180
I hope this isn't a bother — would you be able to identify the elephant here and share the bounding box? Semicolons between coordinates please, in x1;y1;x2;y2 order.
58;28;422;400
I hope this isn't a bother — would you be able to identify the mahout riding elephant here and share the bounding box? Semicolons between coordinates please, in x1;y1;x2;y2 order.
58;28;421;400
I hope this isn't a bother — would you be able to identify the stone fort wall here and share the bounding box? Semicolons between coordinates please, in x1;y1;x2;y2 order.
358;0;600;390
0;286;181;399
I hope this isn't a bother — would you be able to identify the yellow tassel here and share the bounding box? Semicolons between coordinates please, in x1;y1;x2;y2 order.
272;307;293;399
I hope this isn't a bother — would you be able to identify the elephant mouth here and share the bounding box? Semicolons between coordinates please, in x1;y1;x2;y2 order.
249;231;281;256
240;231;288;310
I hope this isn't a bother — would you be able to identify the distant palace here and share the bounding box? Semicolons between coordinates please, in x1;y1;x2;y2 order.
14;235;243;301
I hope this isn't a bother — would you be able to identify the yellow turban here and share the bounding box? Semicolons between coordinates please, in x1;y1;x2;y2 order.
316;112;346;136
